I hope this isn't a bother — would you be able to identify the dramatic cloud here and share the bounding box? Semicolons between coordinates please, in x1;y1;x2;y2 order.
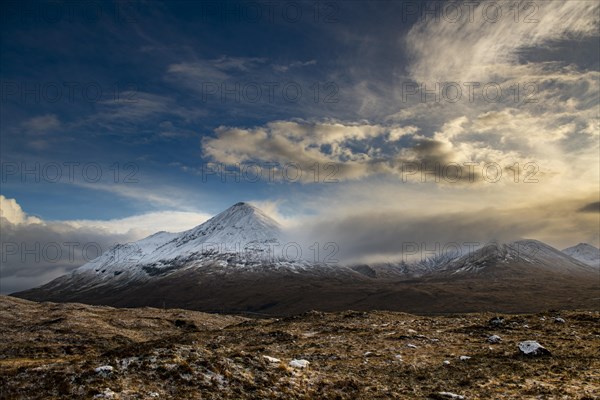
201;111;599;186
405;1;599;84
282;191;600;264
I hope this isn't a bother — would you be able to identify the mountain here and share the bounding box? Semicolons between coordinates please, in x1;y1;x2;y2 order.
12;204;600;315
12;203;372;312
48;202;286;287
435;240;598;278
562;243;600;268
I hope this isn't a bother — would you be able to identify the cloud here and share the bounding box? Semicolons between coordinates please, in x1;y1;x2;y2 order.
281;191;600;264
0;196;42;225
19;114;62;149
72;92;206;137
273;60;317;72
167;61;230;81
64;211;210;237
167;56;267;82
201;111;599;185
202;120;412;181
21;114;61;134
579;202;600;213
211;56;267;71
0;196;210;294
405;0;599;84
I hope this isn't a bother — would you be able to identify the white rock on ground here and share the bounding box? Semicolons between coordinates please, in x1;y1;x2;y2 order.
487;335;502;344
518;340;551;356
262;355;281;363
554;317;566;324
289;359;310;369
93;388;116;399
443;360;450;365
407;343;417;348
94;366;114;374
459;356;471;361
437;392;465;399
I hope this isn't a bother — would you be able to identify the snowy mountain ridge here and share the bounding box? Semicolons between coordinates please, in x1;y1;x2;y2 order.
75;202;286;282
562;243;600;268
437;239;597;276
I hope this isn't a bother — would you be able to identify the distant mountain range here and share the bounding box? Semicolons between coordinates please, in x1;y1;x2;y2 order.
13;202;600;315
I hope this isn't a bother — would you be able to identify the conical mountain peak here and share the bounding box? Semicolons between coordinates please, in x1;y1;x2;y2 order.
175;202;282;248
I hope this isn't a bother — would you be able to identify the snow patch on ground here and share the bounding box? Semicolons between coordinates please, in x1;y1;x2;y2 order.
289;359;310;369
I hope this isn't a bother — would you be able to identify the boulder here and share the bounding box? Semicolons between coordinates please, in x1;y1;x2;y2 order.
518;340;551;356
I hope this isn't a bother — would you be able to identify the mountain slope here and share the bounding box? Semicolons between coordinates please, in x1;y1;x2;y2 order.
562;243;600;268
35;202;286;291
13;203;375;311
433;239;598;278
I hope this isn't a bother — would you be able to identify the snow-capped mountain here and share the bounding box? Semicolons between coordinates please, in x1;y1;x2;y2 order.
13;202;365;309
436;239;597;277
75;202;285;278
562;243;600;268
11;204;600;315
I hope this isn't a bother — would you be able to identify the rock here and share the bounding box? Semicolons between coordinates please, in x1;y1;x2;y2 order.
554;317;566;324
431;392;466;399
518;340;551;356
459;356;471;361
487;335;502;344
489;317;504;326
262;355;281;363
407;343;418;348
93;388;116;398
289;359;310;369
94;365;114;375
443;360;450;365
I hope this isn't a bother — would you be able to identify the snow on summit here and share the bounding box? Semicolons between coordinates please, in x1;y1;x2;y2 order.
76;202;283;278
562;243;600;268
174;202;282;249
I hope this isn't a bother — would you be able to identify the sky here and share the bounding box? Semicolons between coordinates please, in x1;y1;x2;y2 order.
1;0;599;293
